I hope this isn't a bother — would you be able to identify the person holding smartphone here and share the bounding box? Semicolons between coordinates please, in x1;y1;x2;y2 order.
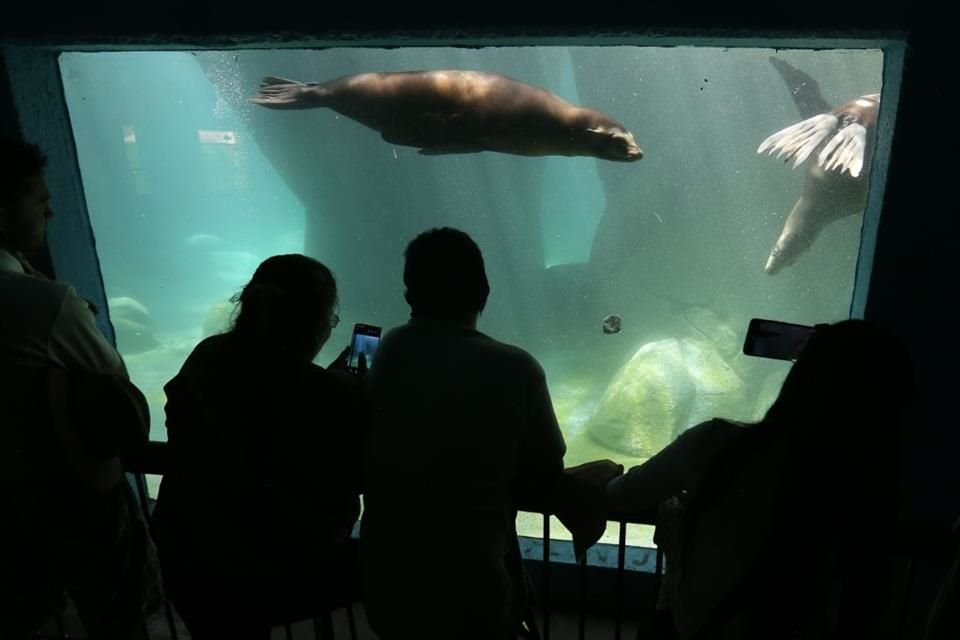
604;319;915;640
151;254;363;639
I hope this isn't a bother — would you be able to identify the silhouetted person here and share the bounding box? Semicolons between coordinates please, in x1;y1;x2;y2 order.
151;254;363;640
605;319;914;640
360;227;568;640
0;137;157;639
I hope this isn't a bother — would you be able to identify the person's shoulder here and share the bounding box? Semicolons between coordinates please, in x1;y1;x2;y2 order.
48;283;103;329
377;324;406;345
703;417;750;434
174;333;231;373
371;323;416;350
479;334;545;376
190;333;230;356
55;285;112;327
1;270;72;304
676;418;745;447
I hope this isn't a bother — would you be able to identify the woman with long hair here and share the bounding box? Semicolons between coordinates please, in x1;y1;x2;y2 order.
606;319;915;639
152;254;363;639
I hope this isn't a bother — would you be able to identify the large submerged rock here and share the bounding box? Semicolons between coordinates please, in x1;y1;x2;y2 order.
585;336;746;458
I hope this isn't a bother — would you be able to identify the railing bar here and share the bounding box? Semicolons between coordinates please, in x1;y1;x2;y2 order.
133;473;150;520
543;513;551;640
654;547;663;596
578;555;587;640
645;546;665;640
615;520;626;640
895;556;916;640
346;603;358;640
161;594;180;640
313;612;337;640
133;472;180;640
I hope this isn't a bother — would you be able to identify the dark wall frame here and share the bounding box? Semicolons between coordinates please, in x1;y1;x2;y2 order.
2;7;953;636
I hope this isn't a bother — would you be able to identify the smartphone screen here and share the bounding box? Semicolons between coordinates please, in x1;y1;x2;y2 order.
348;323;382;370
743;318;815;361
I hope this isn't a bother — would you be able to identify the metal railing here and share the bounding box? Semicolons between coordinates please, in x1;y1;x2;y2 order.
111;442;951;640
117;442;664;640
513;508;662;640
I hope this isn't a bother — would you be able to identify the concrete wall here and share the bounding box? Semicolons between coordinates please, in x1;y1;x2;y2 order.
1;47;115;343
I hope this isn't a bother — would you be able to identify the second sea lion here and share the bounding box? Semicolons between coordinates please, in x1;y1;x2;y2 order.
250;70;643;162
758;57;880;275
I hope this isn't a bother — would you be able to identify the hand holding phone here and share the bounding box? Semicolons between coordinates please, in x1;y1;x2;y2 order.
327;345;351;370
743;318;816;361
348;323;382;372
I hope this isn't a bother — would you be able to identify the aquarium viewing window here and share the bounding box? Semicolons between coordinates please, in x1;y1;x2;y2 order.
59;41;898;548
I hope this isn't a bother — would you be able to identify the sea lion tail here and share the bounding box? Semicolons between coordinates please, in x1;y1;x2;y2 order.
249;76;323;109
757;113;838;169
768;56;833;119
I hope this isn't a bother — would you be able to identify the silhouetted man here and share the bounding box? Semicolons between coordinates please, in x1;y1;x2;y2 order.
360;227;566;640
0;137;155;639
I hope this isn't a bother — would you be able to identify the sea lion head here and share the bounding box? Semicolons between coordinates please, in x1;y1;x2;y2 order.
764;242;791;275
581;121;643;162
765;229;816;275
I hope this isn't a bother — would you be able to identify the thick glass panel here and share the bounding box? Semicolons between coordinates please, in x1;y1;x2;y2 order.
61;46;885;545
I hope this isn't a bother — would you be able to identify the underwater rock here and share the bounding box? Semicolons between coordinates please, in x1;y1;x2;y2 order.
750;366;790;422
585;337;746;458
680;306;740;360
108;296;159;355
549;377;601;440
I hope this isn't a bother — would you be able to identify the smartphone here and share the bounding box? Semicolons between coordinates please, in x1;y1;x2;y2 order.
348;323;382;371
743;318;816;361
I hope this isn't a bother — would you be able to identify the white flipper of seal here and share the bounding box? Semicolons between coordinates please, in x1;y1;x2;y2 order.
757;113;838;168
818;122;867;177
250;76;323;109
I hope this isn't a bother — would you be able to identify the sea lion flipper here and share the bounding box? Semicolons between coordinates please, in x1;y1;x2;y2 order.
757;113;838;168
250;76;324;109
768;56;833;119
382;111;471;151
262;75;303;86
817;123;867;177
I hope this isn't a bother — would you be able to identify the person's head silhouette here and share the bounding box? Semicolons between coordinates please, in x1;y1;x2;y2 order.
232;254;338;362
0;138;53;259
764;318;914;446
403;227;490;325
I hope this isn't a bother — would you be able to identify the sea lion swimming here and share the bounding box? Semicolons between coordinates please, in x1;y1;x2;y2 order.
757;57;879;275
250;70;643;162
